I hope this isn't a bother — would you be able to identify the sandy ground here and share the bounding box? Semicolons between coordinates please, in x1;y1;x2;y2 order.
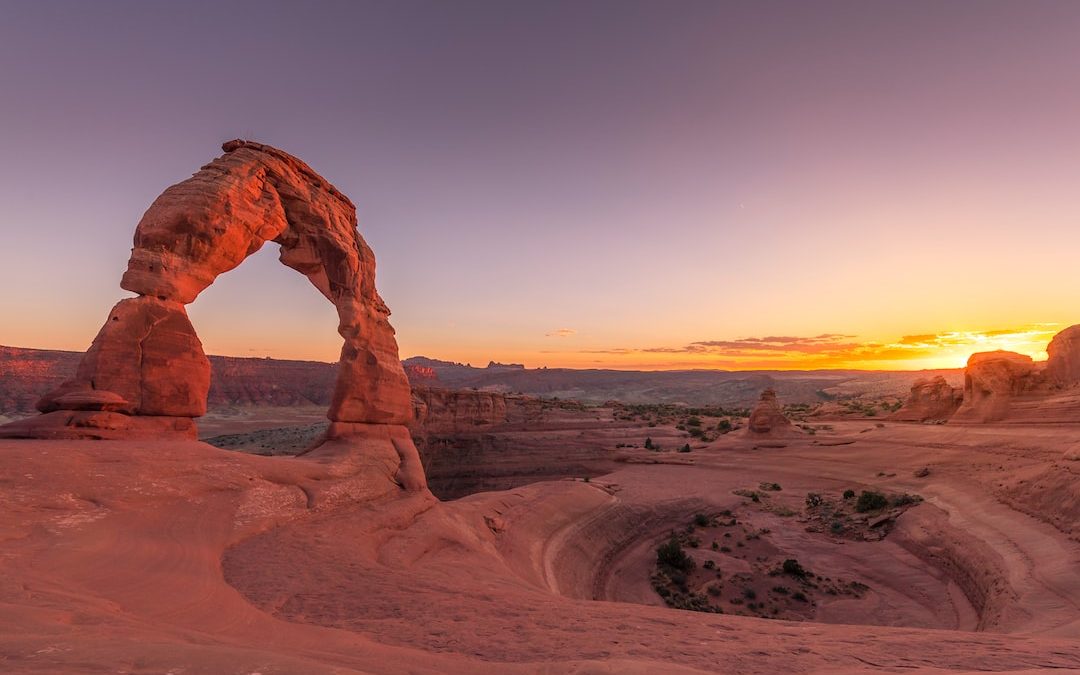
1;419;1079;673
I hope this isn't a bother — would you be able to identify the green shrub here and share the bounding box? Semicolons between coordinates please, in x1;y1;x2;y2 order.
782;558;808;577
693;513;710;527
657;536;695;571
855;491;888;512
843;489;856;499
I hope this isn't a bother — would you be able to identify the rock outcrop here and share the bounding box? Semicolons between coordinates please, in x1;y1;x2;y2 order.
890;375;963;423
1046;325;1080;388
1;141;426;490
951;351;1039;423
410;386;507;433
746;389;791;434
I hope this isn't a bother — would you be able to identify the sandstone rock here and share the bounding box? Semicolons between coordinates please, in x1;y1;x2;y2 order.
0;410;196;440
747;389;791;434
411;386;508;433
952;351;1038;423
37;297;209;417
5;140;416;447
1046;325;1080;388
890;376;962;423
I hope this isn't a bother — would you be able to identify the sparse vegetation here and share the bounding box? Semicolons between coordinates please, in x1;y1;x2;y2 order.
855;491;888;513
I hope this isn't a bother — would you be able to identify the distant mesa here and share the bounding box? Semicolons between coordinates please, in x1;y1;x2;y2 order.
404;364;438;382
746;388;793;435
487;361;525;370
890;375;962;423
0;141;425;491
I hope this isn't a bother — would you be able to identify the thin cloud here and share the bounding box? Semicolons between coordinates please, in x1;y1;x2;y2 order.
546;328;578;338
571;326;1058;368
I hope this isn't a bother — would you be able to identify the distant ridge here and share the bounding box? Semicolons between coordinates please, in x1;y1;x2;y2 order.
0;345;962;415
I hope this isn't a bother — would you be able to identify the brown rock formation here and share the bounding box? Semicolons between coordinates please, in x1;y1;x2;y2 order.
890;375;963;423
1;141;425;490
1046;325;1080;388
746;388;792;434
951;351;1039;423
410;386;508;433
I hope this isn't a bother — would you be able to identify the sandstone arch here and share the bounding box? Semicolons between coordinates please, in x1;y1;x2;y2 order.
2;141;425;490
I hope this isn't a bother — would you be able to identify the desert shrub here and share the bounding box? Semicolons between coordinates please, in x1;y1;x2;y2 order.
680;443;692;452
782;558;808;577
717;419;732;433
657;536;695;571
855;491;888;512
686;416;702;427
843;489;856;500
805;492;824;508
890;493;923;507
759;482;782;491
693;513;711;527
772;585;790;595
703;559;715;570
829;520;844;534
792;591;808;602
743;587;757;600
644;437;654;450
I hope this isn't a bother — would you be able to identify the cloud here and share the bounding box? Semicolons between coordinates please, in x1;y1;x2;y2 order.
570;326;1058;369
546;328;577;338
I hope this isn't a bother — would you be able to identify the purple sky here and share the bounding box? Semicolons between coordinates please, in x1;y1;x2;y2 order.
2;1;1079;369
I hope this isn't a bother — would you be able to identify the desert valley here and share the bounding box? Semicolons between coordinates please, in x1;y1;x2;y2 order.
0;140;1078;674
4;3;1080;672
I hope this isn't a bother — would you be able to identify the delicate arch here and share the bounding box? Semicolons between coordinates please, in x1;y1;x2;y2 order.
34;140;412;428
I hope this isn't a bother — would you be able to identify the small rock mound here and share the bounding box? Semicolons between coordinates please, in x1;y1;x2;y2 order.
747;389;792;434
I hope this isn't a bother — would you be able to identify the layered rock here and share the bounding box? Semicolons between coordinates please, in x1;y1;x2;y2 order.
1;140;425;490
746;389;792;434
410;386;507;433
890;375;963;423
952;351;1039;423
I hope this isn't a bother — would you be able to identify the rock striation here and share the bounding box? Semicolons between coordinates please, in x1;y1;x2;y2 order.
0;141;425;490
746;388;792;434
410;386;507;434
890;376;963;423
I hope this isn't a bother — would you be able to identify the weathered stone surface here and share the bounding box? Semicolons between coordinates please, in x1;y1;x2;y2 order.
410;386;507;433
3;141;417;461
1046;325;1080;388
747;388;791;434
37;297;209;417
890;375;963;423
0;410;196;440
952;351;1038;423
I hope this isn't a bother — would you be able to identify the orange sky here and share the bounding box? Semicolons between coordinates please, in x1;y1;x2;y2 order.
1;4;1078;372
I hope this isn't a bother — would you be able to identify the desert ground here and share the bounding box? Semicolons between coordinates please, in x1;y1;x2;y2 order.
3;142;1079;674
2;406;1079;673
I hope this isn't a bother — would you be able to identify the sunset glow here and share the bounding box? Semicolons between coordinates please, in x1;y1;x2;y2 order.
1;2;1078;373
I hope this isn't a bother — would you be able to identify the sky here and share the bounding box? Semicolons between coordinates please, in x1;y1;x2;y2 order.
1;0;1078;371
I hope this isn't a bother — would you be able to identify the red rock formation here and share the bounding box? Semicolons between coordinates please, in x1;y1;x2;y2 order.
37;297;210;417
951;351;1038;423
1;141;425;490
1046;325;1080;388
890;376;963;423
746;388;792;434
404;364;438;382
410;386;507;433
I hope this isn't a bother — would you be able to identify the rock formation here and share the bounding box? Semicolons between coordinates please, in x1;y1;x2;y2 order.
951;351;1039;423
0;141;426;490
411;386;507;433
1046;325;1080;388
890;375;963;423
746;388;792;434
